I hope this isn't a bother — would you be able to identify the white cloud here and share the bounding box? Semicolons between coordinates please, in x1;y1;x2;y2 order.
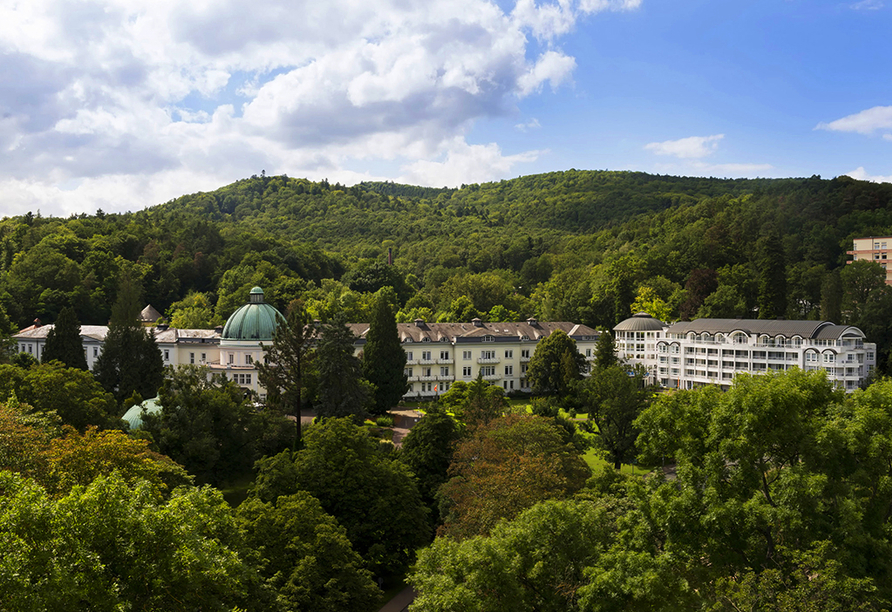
816;106;892;135
850;0;884;10
399;138;542;187
0;0;630;216
515;118;542;132
846;167;892;183
644;134;725;159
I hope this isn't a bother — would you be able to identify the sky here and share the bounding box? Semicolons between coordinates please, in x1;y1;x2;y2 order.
1;0;891;217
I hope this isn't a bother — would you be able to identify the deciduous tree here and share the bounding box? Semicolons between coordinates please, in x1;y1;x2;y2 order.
527;330;585;397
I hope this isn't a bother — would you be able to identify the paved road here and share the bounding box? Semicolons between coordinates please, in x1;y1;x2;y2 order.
378;586;416;612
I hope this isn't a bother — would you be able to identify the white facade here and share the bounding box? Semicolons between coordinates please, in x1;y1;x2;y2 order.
614;314;876;393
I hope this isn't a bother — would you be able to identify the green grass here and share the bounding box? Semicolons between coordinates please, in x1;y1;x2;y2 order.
581;447;651;477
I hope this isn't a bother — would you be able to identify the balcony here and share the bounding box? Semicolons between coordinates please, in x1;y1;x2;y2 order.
477;357;500;364
482;374;501;381
437;358;453;364
520;356;531;363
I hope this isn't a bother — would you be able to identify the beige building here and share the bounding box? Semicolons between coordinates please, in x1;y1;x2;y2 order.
348;318;600;398
848;236;892;284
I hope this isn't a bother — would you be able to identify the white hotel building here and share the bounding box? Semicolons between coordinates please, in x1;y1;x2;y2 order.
614;313;876;392
14;288;601;401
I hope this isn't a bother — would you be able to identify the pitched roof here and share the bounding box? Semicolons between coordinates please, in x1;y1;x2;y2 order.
346;320;599;344
666;319;864;340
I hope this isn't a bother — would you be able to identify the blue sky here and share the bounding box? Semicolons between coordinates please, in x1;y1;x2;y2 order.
0;0;890;216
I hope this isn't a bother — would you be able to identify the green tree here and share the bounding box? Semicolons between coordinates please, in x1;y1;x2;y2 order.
144;365;292;486
629;286;672;322
410;500;614;612
0;362;119;430
439;374;507;429
252;418;430;577
93;272;164;403
757;227;787;319
821;268;843;322
256;300;314;447
527;330;585;397
237;492;382;612
42;306;88;370
166;291;219;328
841;259;886;323
593;329;618;371
315;314;371;420
399;405;463;524
0;471;268;611
580;365;650;469
362;294;408;415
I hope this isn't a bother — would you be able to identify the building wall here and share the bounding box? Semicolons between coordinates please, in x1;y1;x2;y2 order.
848;236;892;285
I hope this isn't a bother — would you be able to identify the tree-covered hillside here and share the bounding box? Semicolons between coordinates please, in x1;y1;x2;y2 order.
3;169;892;366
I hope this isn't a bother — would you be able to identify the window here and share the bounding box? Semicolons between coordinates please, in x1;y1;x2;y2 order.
405;367;413;377
463;366;472;377
481;366;495;376
481;350;495;360
190;352;195;364
482;335;494;342
201;352;206;363
504;349;513;359
463;350;472;360
521;349;530;359
163;350;169;361
423;367;432;377
504;365;513;376
93;347;98;358
440;350;450;360
521;364;528;374
422;350;432;361
228;353;234;365
246;354;253;365
440;366;449;376
406;351;414;361
585;348;592;357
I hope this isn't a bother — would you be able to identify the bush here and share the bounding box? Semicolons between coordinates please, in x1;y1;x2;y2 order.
375;416;394;427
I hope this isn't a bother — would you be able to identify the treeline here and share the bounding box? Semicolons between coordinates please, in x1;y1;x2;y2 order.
3;170;892;365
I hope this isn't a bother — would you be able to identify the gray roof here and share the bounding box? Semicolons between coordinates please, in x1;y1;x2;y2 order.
14;324;108;342
665;319;864;340
614;313;666;332
139;305;163;323
346;320;599;344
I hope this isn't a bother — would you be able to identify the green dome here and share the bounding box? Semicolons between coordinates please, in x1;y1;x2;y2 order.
222;287;284;341
122;397;162;430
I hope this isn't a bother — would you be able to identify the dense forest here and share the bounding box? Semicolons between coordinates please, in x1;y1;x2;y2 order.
3;169;892;367
5;170;892;609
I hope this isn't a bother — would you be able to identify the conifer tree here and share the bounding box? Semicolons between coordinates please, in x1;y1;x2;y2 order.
256;300;315;448
315;314;371;420
94;272;164;403
42;306;88;370
362;293;407;415
593;330;618;372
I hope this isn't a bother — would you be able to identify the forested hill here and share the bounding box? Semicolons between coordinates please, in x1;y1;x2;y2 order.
4;169;892;367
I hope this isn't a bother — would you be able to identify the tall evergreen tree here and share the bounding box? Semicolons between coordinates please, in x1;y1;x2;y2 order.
256;300;315;448
527;330;585;397
362;294;407;415
757;226;787;319
593;330;618;371
93;272;164;403
42;306;88;370
315;314;371;420
820;269;843;322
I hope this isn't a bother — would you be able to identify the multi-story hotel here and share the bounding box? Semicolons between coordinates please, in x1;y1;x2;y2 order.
13;287;601;401
848;236;892;285
347;318;600;398
614;312;876;392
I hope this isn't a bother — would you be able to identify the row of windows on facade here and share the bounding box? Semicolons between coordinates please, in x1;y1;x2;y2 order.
409;378;523;395
405;348;532;362
404;364;526;377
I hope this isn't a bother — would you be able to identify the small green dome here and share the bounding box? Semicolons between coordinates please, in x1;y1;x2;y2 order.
222;287;284;341
122;397;162;430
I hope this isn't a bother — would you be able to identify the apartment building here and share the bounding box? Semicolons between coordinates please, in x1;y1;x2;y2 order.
347;318;600;398
14;288;599;401
848;236;892;285
614;313;875;392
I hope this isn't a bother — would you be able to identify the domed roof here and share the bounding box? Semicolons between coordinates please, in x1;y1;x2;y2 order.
122;396;162;430
222;287;284;341
614;312;666;332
